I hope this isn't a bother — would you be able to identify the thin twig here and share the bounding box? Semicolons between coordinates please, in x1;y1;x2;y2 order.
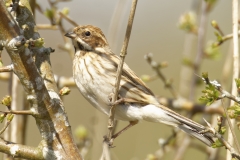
214;30;240;47
158;97;224;115
173;135;191;160
101;0;138;159
227;1;240;159
36;25;58;30
59;12;78;27
0;64;13;72
202;118;240;159
0;110;33;115
189;1;208;100
203;77;240;104
100;143;111;160
54;75;75;88
221;100;240;155
107;0;138;141
0;120;11;135
145;53;178;98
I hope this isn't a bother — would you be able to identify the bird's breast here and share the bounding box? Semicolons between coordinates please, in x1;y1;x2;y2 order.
73;53;115;114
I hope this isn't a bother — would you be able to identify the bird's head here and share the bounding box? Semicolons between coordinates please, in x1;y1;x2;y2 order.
65;25;109;53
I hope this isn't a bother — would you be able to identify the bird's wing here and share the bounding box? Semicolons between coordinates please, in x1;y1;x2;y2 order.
109;53;158;105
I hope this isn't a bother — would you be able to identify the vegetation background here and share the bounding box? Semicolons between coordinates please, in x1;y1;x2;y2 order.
0;0;234;160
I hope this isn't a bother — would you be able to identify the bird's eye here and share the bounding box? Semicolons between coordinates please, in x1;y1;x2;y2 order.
85;31;91;36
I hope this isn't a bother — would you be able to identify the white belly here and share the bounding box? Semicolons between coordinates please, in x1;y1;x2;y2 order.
73;52;179;125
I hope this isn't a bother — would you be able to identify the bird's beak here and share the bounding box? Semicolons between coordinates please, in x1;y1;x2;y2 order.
64;32;77;39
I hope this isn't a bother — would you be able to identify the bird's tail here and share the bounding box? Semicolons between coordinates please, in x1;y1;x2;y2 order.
177;123;214;146
143;104;215;146
164;107;215;146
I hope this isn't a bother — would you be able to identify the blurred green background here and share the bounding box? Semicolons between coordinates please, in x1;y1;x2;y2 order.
0;0;233;159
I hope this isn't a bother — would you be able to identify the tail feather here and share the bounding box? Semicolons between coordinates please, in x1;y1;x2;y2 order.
178;124;214;146
159;105;215;146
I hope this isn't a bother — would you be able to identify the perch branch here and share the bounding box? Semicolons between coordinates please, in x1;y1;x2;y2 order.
101;0;138;159
201;118;240;159
0;110;33;115
0;64;13;72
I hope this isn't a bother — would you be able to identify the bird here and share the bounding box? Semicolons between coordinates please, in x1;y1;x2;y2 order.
65;25;214;146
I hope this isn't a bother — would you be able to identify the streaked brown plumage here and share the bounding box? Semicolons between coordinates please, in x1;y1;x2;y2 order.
65;25;214;146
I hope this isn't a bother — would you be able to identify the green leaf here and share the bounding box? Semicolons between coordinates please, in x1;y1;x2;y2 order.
44;8;55;19
7;114;14;122
219;126;226;135
205;41;221;60
199;83;219;105
178;12;197;33
228;104;240;118
212;139;224;148
235;79;240;89
34;38;44;47
61;7;69;15
1;95;12;107
182;58;194;68
0;114;5;123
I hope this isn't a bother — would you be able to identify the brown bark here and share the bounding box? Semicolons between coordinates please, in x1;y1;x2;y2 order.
0;1;82;159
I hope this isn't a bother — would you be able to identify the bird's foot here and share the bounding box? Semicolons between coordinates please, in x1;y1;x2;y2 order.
108;93;125;106
103;135;116;148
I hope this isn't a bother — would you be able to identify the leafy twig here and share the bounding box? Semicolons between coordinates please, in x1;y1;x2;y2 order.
201;118;240;159
213;30;240;47
201;73;240;157
145;53;178;98
0;114;14;135
227;0;240;158
201;73;240;104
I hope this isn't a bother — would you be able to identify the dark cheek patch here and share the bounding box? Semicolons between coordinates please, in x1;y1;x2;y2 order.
77;42;84;50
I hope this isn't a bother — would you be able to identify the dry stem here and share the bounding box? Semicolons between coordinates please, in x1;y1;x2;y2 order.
227;1;240;159
101;0;138;159
189;1;208;100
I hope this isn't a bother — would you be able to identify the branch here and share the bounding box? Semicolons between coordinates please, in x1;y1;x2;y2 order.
213;30;240;47
201;74;240;156
0;65;13;72
202;118;240;159
0;1;82;159
54;75;75;88
0;138;44;160
36;24;58;30
0;110;33;115
189;0;208;100
0;114;14;135
107;0;137;141
59;12;78;27
227;1;240;158
145;53;178;98
158;97;224;115
202;76;240;104
101;0;138;159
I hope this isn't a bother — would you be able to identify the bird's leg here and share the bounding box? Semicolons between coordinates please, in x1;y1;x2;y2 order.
108;120;138;147
109;98;125;106
108;93;125;106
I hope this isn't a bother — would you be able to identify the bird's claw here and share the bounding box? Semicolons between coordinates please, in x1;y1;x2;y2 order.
109;98;125;106
108;93;125;106
103;135;116;148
